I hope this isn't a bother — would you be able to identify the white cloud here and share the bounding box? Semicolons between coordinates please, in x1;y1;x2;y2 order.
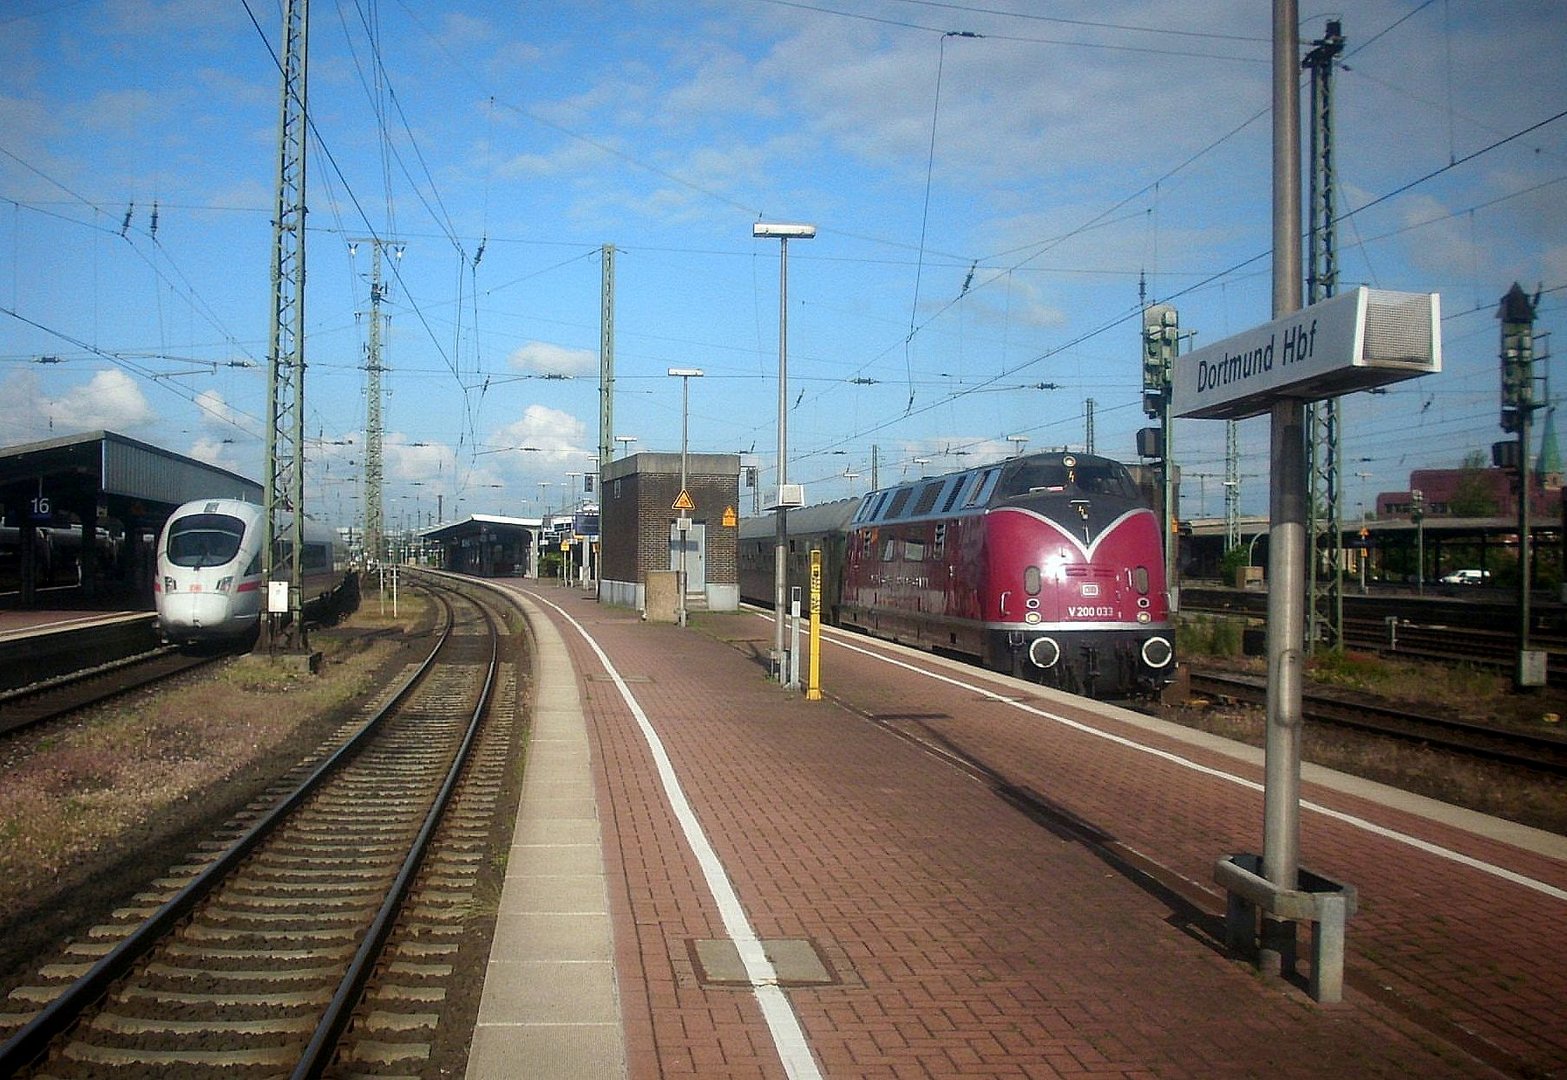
385;434;458;484
185;435;246;474
506;341;597;377
193;387;241;430
492;404;589;464
0;371;52;445
43;369;154;434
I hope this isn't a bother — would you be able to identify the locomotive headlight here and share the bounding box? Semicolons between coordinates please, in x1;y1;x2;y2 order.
1029;636;1061;669
1024;611;1041;624
163;576;176;592
1137;611;1151;624
216;576;234;593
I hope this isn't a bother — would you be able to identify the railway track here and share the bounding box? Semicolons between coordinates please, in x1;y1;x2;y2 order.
1187;670;1567;776
0;579;511;1077
0;646;223;736
1182;586;1567;685
1341;616;1567;687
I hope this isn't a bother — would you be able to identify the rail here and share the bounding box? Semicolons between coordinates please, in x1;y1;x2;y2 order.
1187;670;1567;776
0;579;498;1076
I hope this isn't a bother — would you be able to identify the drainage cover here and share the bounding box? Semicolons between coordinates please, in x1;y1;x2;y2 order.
689;939;836;987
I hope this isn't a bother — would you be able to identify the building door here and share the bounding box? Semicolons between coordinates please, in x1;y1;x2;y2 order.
668;521;706;595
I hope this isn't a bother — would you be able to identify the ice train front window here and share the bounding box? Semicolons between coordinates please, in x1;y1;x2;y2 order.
166;514;246;567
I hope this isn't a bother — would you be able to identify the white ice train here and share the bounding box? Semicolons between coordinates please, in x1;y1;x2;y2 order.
155;498;347;644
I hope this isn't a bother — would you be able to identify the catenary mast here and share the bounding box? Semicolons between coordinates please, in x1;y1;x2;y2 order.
260;0;310;652
1304;19;1346;652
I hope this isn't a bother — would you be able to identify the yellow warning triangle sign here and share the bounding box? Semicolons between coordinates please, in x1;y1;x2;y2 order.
672;489;695;511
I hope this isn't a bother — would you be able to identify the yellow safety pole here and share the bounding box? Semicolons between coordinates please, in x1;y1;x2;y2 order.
807;548;823;700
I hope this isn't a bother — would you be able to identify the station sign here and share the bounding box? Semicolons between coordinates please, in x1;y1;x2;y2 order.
765;483;805;511
1171;286;1441;421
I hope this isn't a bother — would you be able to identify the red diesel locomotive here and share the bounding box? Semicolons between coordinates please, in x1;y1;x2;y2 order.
739;451;1174;697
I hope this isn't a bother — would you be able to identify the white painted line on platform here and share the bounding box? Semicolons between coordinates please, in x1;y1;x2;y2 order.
820;626;1567;903
528;591;825;1080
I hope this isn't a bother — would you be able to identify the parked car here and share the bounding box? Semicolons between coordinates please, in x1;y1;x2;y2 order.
1439;568;1490;585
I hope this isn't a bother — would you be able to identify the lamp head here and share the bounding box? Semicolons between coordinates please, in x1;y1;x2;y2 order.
752;223;816;239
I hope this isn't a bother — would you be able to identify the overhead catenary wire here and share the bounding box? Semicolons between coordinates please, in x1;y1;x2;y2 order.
905;30;981;414
5;4;1561;516
791;96;1567;469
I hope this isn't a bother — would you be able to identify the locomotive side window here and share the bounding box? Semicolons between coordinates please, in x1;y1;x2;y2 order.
940;476;969;512
903;536;926;561
881;537;897;562
166;513;247;567
862;490;890;523
964;468;1002;508
932;522;946;559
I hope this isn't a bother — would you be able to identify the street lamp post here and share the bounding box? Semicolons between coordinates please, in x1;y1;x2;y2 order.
536;481;550;579
753;222;816;686
566;471;583;585
668;367;704;626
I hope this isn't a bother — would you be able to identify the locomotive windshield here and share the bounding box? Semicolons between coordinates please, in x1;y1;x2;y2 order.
166;513;247;568
998;458;1138;501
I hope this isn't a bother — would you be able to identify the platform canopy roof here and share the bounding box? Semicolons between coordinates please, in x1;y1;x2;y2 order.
0;430;260;527
420;514;542;544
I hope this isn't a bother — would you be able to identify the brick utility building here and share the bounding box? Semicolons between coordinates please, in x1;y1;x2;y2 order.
599;452;740;613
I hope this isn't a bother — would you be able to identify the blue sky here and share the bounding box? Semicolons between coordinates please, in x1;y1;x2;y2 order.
2;1;1564;532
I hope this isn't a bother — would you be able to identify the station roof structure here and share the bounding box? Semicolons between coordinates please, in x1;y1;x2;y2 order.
0;430;261;527
420;514;542;544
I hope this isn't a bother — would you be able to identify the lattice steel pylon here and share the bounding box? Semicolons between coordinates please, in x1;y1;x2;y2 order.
1304;18;1344;653
354;238;390;567
260;0;310;652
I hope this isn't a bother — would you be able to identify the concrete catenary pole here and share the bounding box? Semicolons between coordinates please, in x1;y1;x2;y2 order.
598;244;615;595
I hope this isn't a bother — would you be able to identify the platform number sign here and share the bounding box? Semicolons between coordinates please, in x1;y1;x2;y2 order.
29;494;51;523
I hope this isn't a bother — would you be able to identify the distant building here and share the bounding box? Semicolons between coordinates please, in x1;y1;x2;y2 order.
1377;462;1562;520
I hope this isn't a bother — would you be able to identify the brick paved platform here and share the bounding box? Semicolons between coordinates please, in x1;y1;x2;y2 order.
469;579;1567;1079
